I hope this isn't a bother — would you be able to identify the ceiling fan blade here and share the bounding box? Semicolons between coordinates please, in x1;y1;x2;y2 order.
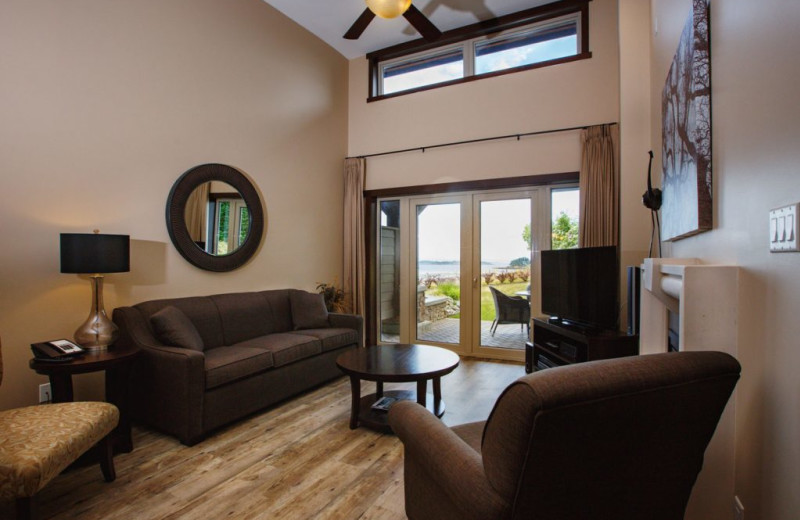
344;8;376;40
403;4;442;42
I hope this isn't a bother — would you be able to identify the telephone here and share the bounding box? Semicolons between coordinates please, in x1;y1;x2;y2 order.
31;339;86;361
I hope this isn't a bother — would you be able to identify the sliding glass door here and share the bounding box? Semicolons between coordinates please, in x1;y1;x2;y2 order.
376;185;577;362
414;200;463;346
472;194;534;357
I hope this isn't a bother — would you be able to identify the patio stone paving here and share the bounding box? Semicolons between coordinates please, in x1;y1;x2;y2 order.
382;318;529;349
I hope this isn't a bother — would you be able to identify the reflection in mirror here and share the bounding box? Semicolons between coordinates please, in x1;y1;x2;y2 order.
183;182;251;256
166;163;264;272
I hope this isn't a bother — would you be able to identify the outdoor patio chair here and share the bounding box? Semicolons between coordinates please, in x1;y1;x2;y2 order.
488;286;530;336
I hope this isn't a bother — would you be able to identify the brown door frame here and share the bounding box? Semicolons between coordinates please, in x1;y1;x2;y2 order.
363;172;578;347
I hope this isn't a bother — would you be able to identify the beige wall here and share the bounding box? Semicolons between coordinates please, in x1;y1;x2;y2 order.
348;0;652;331
0;0;349;409
649;1;800;518
618;0;652;278
348;0;621;191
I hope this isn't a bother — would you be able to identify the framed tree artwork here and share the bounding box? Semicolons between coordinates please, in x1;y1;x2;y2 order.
661;0;712;241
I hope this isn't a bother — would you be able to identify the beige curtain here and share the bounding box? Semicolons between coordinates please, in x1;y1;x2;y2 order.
185;182;211;244
343;157;366;317
579;124;619;247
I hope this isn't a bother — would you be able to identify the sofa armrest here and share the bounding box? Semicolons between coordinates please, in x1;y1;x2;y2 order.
388;401;510;519
328;313;364;347
113;307;206;445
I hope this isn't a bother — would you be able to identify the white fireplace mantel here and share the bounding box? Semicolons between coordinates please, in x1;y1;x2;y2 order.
639;258;740;355
639;258;740;520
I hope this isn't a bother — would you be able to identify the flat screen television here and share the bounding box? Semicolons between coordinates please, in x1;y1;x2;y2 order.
540;246;619;331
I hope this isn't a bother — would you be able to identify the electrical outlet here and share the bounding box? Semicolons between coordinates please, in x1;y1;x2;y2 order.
38;383;51;404
734;496;744;520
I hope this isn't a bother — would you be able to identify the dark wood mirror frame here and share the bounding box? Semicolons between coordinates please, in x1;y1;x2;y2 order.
166;163;264;272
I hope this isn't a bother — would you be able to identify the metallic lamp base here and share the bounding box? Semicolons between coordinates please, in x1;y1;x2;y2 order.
74;275;118;351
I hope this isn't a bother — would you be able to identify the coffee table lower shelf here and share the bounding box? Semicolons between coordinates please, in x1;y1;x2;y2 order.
357;390;445;434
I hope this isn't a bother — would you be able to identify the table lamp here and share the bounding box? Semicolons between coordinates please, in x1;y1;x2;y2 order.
60;231;130;351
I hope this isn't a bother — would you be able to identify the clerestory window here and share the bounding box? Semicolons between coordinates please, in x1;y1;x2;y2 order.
383;48;464;96
368;2;590;100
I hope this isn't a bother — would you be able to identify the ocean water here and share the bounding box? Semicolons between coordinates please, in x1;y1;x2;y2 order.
417;261;513;278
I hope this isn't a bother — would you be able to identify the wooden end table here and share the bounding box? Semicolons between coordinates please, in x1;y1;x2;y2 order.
29;343;141;453
336;344;460;433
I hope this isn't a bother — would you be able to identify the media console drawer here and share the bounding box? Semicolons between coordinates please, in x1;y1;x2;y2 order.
526;318;639;373
541;340;579;361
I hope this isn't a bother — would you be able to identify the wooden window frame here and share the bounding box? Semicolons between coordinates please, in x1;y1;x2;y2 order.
367;0;592;102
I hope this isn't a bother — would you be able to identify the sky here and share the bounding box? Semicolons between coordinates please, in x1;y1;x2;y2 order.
383;36;577;95
416;189;579;264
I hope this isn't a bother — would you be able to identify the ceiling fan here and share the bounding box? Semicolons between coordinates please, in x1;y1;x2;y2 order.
344;0;442;42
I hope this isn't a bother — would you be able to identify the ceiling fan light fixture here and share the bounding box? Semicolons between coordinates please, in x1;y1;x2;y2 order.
365;0;412;19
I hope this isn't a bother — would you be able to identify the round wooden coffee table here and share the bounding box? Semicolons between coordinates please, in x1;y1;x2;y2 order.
336;344;460;433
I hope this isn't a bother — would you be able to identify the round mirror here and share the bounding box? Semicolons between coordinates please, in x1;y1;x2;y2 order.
167;164;264;272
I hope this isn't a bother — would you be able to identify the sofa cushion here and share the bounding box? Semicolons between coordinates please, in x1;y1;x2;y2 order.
149;306;205;351
261;290;293;333
204;346;275;390
288;328;358;352
232;333;321;368
136;297;224;348
290;290;329;330
452;421;485;454
210;292;275;345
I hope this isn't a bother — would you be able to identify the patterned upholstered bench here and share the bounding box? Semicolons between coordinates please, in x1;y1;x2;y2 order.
1;340;119;520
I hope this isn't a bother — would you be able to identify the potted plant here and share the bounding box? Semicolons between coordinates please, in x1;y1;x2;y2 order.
316;281;351;313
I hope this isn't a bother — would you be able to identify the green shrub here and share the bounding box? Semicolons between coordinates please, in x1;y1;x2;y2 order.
552;211;579;249
436;282;461;302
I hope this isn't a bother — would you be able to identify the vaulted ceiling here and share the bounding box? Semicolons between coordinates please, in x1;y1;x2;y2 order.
263;0;560;59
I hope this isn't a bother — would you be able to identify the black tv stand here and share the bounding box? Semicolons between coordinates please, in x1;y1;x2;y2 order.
525;317;639;373
545;317;608;335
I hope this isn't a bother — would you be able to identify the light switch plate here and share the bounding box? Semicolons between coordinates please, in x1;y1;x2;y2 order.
769;203;799;252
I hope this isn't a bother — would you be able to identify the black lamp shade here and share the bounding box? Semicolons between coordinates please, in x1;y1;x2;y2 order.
60;233;130;274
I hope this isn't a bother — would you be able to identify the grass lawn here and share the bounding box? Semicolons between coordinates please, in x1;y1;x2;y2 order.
431;281;529;320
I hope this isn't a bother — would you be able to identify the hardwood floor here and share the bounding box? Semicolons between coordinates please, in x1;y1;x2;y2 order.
0;358;524;520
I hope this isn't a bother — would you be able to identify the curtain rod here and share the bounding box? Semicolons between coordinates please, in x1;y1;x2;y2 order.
348;122;617;160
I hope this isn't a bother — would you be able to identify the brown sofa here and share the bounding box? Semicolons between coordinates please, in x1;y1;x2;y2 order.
388;351;740;520
113;289;362;445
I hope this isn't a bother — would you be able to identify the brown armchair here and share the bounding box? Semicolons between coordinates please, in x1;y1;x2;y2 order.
488;286;530;336
388;351;740;520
